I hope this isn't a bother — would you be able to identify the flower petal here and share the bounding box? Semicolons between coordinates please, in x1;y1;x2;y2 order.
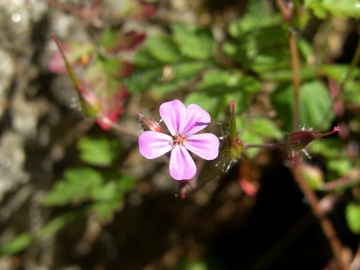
180;104;211;136
159;100;186;136
139;131;172;159
169;146;196;180
184;133;220;160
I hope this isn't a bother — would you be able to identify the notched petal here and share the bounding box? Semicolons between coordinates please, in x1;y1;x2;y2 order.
184;133;220;160
139;131;172;159
169;146;196;180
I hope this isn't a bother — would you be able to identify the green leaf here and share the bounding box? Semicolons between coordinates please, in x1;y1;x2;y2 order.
298;37;314;62
36;211;83;239
236;117;264;158
228;0;279;38
123;67;163;93
197;69;242;91
172;23;214;60
77;137;114;166
0;233;33;255
322;0;360;18
91;199;124;223
346;203;360;234
146;36;182;63
44;167;103;206
252;118;283;140
271;80;333;131
92;181;121;201
300;80;333;128
261;66;317;82
308;138;343;158
299;163;324;190
327;159;353;176
133;48;162;68
116;174;135;192
151;80;188;96
172;61;211;80
184;92;225;119
149;61;211;96
320;64;360;82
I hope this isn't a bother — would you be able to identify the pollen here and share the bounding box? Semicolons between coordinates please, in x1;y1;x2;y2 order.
173;134;186;145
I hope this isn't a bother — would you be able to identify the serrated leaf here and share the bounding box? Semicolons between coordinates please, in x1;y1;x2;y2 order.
44;167;103;206
146;36;182;63
172;23;214;60
228;0;278;38
77;137;113;166
346;203;360;234
0;233;33;255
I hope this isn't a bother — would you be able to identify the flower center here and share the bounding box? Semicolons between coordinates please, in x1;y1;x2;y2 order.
173;134;186;146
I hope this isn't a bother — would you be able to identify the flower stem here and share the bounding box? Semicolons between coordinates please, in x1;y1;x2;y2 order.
275;0;292;21
245;142;289;149
101;117;139;139
289;30;301;130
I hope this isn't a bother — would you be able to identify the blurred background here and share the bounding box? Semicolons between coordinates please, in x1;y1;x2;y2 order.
0;0;359;269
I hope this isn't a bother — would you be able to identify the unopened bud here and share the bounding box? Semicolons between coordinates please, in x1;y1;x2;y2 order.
221;137;245;160
289;126;340;151
137;113;163;132
80;90;101;117
221;101;245;160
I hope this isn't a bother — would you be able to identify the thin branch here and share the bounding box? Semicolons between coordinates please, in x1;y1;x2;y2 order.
245;142;289;149
322;170;360;192
340;36;360;92
292;160;347;269
350;244;360;270
289;30;301;130
101;117;139;139
275;0;293;21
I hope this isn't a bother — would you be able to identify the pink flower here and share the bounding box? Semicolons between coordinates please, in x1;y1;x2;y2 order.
139;100;220;180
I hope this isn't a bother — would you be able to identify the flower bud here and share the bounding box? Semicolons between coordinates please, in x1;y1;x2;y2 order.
80;90;101;117
137;113;163;132
221;101;245;161
289;126;340;151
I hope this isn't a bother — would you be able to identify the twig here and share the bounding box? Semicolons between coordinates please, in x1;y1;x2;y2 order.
292;160;347;269
289;30;301;130
322;170;360;192
101;117;139;139
275;0;293;21
245;142;289;149
350;244;360;270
